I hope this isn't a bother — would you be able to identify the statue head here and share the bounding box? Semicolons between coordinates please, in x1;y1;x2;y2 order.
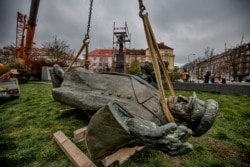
167;92;218;137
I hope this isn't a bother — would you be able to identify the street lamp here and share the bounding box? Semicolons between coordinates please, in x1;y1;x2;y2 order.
188;54;196;82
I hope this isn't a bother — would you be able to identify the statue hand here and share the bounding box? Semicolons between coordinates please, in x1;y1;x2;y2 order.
127;118;193;155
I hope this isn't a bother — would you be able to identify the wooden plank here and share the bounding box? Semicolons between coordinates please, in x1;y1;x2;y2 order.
59;108;77;114
53;131;96;167
102;146;144;167
73;127;87;142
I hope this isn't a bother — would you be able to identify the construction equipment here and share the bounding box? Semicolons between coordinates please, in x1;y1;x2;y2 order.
0;0;40;98
16;0;40;65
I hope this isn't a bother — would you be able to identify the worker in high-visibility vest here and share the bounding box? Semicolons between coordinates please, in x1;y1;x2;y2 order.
0;61;4;68
181;69;188;82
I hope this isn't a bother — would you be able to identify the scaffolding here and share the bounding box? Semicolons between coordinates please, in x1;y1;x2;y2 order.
112;22;131;73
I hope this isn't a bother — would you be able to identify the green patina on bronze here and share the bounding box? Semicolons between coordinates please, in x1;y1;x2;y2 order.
50;64;219;161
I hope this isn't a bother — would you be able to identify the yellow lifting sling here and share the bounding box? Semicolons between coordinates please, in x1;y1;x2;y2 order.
138;1;175;122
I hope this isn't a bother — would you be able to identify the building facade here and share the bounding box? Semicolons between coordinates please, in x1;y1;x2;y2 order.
88;49;113;72
196;42;250;82
88;42;175;73
145;42;175;71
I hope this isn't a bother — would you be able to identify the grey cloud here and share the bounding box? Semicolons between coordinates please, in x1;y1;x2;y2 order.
0;0;249;65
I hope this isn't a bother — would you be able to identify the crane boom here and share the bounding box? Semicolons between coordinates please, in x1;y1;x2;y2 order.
16;0;40;65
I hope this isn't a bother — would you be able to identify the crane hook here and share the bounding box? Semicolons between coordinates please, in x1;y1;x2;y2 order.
138;0;146;18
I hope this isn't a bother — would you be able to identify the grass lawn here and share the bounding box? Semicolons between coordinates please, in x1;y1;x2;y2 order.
0;83;250;167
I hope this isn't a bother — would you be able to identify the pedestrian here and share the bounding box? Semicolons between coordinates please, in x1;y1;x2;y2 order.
211;77;214;84
222;77;226;84
0;61;4;68
181;69;188;82
204;71;210;83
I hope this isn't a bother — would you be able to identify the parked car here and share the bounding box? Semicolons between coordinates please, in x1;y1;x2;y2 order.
0;78;20;98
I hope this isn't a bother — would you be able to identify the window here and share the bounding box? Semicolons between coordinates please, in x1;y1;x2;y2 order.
164;51;168;56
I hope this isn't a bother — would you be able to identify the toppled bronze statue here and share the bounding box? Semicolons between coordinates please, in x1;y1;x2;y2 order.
50;64;218;161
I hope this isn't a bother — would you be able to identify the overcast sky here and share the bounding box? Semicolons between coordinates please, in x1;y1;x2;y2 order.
1;0;249;66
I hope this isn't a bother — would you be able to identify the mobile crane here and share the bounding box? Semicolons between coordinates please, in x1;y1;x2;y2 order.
16;0;40;65
0;0;40;98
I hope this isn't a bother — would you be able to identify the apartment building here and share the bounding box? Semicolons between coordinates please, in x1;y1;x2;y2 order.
88;49;113;72
196;42;250;82
145;42;175;71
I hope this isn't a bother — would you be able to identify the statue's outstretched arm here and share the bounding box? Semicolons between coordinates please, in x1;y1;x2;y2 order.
86;101;194;160
106;101;194;156
126;117;193;155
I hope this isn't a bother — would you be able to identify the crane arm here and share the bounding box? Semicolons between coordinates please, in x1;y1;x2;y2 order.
16;0;40;65
24;0;40;64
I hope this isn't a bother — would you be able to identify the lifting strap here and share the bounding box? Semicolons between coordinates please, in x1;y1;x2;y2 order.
138;1;175;122
66;0;93;72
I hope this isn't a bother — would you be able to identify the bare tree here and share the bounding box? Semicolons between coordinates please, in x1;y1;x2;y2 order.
226;48;241;81
196;56;204;79
41;36;75;64
0;44;16;63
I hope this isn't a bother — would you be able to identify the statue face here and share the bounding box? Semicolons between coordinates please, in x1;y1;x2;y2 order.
167;95;194;121
168;96;193;111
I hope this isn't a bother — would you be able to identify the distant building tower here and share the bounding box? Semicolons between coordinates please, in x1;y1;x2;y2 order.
112;22;131;73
